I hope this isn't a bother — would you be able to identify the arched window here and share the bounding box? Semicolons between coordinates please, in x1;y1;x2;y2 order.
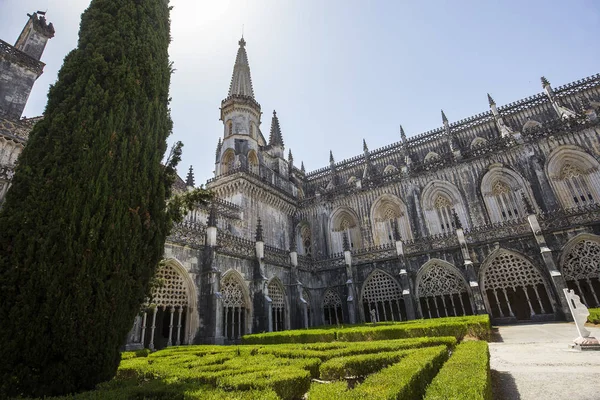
268;279;286;331
416;261;472;319
248;150;259;174
330;207;362;253
300;225;312;256
361;270;406;322
481;250;553;321
371;194;412;245
470;137;488;149
421;180;468;235
424;151;440;163
322;289;343;325
221;273;249;342
546;146;600;208
221;149;235;175
481;167;534;223
561;238;600;308
383;165;398;174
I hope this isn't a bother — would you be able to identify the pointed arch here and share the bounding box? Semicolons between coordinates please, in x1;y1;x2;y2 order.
142;258;198;349
479;249;554;321
481;166;536;222
296;221;312;256
415;259;473;318
267;277;288;331
383;165;398;174
360;269;406;322
559;233;600;308
522;119;542;131
221;148;235;175
370;194;413;245
546;145;600;208
221;270;251;341
348;176;358;184
330;206;362;253
421;180;469;234
247;149;259;174
470;137;488;149
424;151;440;162
322;288;343;325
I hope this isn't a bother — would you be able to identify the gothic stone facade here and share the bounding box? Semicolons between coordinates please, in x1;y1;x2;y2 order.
2;18;600;350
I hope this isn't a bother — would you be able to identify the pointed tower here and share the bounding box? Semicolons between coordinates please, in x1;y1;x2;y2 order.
216;37;263;177
268;111;284;152
0;12;54;120
185;165;195;188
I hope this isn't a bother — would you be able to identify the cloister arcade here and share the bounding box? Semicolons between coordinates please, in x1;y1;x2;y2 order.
361;270;407;322
560;235;600;308
322;289;343;325
416;260;473;319
268;278;287;331
221;271;250;342
480;249;554;321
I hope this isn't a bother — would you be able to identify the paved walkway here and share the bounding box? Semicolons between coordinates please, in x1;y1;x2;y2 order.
490;322;600;400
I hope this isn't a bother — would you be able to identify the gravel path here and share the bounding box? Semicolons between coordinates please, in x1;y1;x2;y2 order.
490;322;600;400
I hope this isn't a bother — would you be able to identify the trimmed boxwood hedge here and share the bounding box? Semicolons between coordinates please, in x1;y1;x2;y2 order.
308;345;449;399
588;308;600;324
242;315;490;345
424;340;492;400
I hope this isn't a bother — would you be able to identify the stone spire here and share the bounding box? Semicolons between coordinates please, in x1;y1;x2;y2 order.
255;218;264;242
363;139;369;153
441;109;449;126
185;165;195;187
288;149;293;163
301;161;305;173
228;37;254;98
269;110;284;148
487;93;495;106
329;150;335;165
400;125;407;143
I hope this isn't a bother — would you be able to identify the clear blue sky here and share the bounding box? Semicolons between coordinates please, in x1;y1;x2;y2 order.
1;0;599;183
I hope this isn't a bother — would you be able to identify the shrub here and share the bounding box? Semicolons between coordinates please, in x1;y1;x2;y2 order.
319;349;414;380
218;367;311;400
242;315;491;345
588;308;600;324
308;345;448;399
424;341;492;400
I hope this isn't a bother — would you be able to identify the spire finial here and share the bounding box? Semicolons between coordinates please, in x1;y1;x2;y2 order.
301;161;305;173
238;36;246;47
185;165;195;187
255;218;264;242
268;110;284;148
541;76;550;87
441;109;448;124
363;139;368;153
400;125;407;142
288;149;293;162
228;37;254;97
329;150;335;164
487;93;495;106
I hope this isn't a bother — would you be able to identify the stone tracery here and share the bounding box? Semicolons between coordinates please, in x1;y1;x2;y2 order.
361;270;406;322
562;239;600;307
221;273;248;341
268;279;286;331
322;289;343;325
417;262;472;318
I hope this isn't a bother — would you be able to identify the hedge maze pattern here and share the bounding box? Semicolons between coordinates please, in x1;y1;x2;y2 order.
76;316;492;400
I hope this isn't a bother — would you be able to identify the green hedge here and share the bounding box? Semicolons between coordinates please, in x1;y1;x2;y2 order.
424;341;492;400
319;349;414;380
242;315;490;345
588;308;600;324
308;345;448;399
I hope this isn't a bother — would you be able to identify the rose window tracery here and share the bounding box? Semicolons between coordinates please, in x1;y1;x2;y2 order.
152;264;189;308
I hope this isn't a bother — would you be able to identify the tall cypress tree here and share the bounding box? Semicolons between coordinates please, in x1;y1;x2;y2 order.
0;0;187;396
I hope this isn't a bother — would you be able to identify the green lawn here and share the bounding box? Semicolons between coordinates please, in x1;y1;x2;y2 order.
29;315;492;399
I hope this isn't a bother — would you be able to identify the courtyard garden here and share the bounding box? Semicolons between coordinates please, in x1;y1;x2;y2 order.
33;315;492;399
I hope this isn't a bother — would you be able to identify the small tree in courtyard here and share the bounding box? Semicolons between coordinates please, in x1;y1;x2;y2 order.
0;0;209;397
